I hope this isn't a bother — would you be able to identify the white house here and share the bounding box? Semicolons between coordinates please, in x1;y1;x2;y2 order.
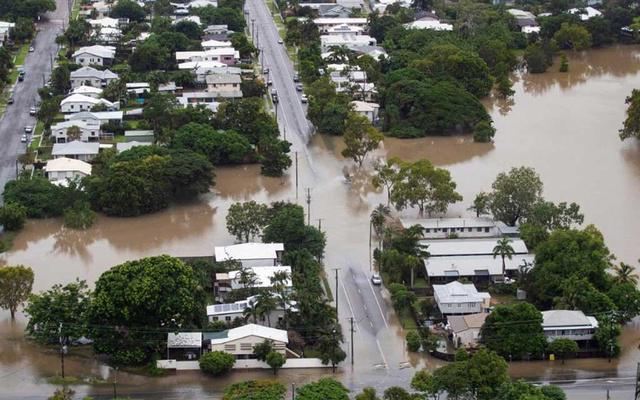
126;82;151;95
60;94;116;113
207;294;296;326
44;157;92;184
51;120;102;143
66;110;123;124
320;34;376;51
313;18;368;33
404;19;453;31
70;85;104;98
70;67;119;88
172;15;202;26
568;6;602;20
202;39;232;50
166;332;202;360
116;141;150;153
215;266;292;301
350;101;379;122
0;21;15;46
424;254;535;283
422;238;529;258
541;310;599;342
214;243;284;267
175;48;240;65
326;24;364;35
187;0;218;8
51;141;100;162
447;312;488;348
205;73;242;96
433;281;491;315
204;324;288;358
72;45;116;66
88;17;120;28
401;217;509;239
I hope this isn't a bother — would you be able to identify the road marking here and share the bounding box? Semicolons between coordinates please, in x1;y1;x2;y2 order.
363;304;367;310
339;278;358;330
357;288;361;294
366;277;389;328
375;339;388;369
369;320;373;328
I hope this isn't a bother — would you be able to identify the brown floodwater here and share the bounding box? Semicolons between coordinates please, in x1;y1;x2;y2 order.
2;45;640;398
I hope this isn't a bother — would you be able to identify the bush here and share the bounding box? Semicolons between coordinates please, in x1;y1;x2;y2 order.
265;351;285;375
406;330;421;352
473;120;495;143
199;351;235;375
63;201;96;230
547;338;579;363
0;202;27;231
223;380;287;400
3;177;65;218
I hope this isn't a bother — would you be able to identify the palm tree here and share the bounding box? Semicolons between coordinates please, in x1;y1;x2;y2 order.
270;270;291;327
370;204;391;239
493;237;515;278
238;267;258;289
243;301;260;324
613;261;639;285
256;292;278;327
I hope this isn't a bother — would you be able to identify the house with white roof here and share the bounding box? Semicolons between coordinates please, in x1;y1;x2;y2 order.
187;0;218;8
52;141;101;162
72;45;116;66
541;310;599;342
175;48;240;65
214;243;284;267
205;73;242;97
568;6;602;20
404;19;453;31
204;324;289;357
126;82;151;95
93;26;122;43
350;101;379;122
320;34;377;51
422;238;529;258
172;15;202;26
215;266;292;301
116;141;150;153
433;281;491;315
207;294;297;326
202;39;232;50
166;332;202;360
313;18;368;33
88;17;120;28
44;157;92;184
0;21;15;46
90;1;112;18
326;24;364;35
66;110;123;124
60;94;116;113
70;67;119;88
51;120;102;143
446;312;488;348
400;217;511;239
70;85;104;98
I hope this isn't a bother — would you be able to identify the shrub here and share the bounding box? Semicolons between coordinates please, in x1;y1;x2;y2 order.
265;351;285;375
0;202;27;231
406;330;421;352
63;201;96;230
199;351;235;375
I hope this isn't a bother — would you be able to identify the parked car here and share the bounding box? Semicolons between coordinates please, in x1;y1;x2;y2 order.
20;135;27;143
293;73;299;82
24;126;33;133
271;89;278;103
300;94;308;103
277;39;283;44
295;83;303;92
267;79;273;86
7;96;13;104
29;46;34;52
262;67;269;74
29;106;37;116
18;71;24;82
371;273;382;285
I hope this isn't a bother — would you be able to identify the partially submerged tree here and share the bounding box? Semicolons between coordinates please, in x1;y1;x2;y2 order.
0;265;34;320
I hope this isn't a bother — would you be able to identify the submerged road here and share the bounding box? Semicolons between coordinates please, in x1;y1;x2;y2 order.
0;0;68;197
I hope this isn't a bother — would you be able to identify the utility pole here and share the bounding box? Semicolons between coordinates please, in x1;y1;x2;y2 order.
349;317;355;366
369;221;372;271
251;19;255;42
275;100;278;120
305;188;311;225
292;383;296;400
295;152;298;201
332;268;340;316
58;323;66;378
331;328;337;373
608;311;616;363
317;218;323;232
112;366;118;399
634;362;640;400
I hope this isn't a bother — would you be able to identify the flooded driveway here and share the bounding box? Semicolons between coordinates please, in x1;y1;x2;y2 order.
1;45;640;399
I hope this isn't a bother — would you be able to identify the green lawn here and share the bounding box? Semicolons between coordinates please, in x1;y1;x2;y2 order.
399;311;418;330
13;43;29;66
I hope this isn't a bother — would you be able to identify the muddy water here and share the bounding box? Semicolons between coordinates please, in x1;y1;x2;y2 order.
2;45;640;398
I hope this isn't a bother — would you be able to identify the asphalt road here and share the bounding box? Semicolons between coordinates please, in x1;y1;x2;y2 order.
0;0;68;197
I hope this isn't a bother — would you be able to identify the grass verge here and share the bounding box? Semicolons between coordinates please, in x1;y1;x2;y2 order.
322;275;334;302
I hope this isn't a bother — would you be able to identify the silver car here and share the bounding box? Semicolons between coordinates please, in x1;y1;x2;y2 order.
371;273;382;285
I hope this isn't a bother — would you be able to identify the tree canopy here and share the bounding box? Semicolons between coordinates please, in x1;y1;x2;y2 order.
0;265;34;320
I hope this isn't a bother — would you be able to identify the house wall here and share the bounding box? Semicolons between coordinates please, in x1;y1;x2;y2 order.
61;101;97;113
209;310;286;326
238;258;277;268
53;153;96;162
544;328;595;342
209;335;287;357
47;170;89;182
206;82;240;92
52;127;101;143
74;52;106;66
71;77;103;88
437;300;483;315
157;358;330;370
422;226;500;239
453;328;480;348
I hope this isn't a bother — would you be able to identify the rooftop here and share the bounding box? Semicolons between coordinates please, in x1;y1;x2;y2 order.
421;238;529;257
167;332;202;348
72;45;116;59
52;141;100;156
401;217;496;230
45;157;92;175
448;312;488;333
404;19;453;31
433;281;490;304
424;254;535;277
116;141;150;152
71;85;104;96
350;100;379;112
220;266;292;288
313;17;368;25
208;324;288;345
205;73;241;84
70;66;119;79
66;111;123;121
214;242;284;262
542;310;599;329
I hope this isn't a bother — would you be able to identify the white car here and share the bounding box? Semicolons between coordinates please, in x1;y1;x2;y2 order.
24;126;33;133
371;273;382;285
29;46;34;52
301;94;308;103
277;39;283;44
20;135;27;143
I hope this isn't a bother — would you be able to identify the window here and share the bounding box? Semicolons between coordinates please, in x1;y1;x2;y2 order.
212;316;219;321
468;228;472;232
484;227;490;233
224;344;236;351
476;227;482;232
225;316;231;321
425;228;430;233
239;343;253;351
457;303;462;307
442;228;448;233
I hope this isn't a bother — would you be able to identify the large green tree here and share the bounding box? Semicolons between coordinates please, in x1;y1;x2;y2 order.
88;255;205;365
480;302;547;359
341;112;383;167
0;265;34;320
226;201;269;242
223;380;286;400
620;89;640;141
263;203;326;259
171;123;253;165
489;166;543;226
25;280;91;344
0;202;27;231
199;351;236;375
3;176;65;218
296;378;349;400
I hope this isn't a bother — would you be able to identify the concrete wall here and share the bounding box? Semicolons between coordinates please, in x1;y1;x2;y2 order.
158;358;330;370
